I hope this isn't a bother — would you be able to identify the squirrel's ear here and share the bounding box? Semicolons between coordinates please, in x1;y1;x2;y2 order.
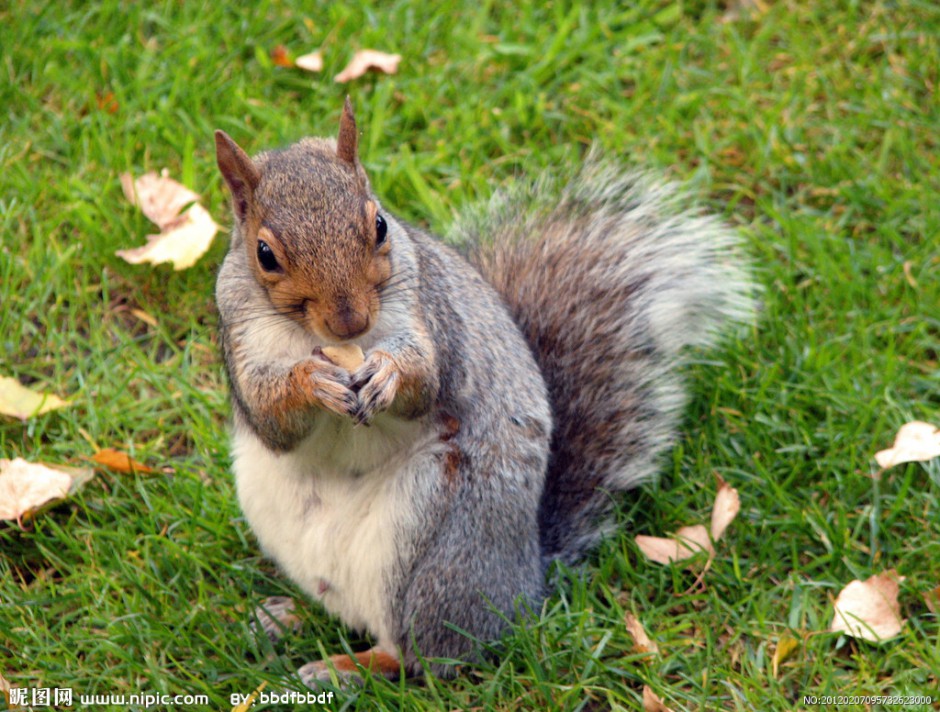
336;97;359;166
215;130;260;221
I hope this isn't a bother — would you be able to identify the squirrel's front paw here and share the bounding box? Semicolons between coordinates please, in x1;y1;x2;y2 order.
296;358;358;419
352;350;401;425
297;660;362;689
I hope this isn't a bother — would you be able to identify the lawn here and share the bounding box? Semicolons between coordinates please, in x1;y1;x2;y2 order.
1;0;938;710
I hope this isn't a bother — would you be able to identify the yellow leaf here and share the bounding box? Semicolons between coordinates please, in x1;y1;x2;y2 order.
771;634;799;677
0;377;69;420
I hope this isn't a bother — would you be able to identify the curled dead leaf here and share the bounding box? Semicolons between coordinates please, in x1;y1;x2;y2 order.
642;685;675;712
831;570;906;642
874;421;940;469
0;376;69;420
90;448;155;475
635;524;713;565
710;477;741;541
295;51;324;73
771;634;799;678
334;49;402;83
624;612;659;655
270;45;294;67
119;171;219;270
118;203;218;270
121;170;200;230
922;585;940;615
0;458;95;526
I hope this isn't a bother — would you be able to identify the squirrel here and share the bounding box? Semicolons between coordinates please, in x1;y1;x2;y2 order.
214;98;754;686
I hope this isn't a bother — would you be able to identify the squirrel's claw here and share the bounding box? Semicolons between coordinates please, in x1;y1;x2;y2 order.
352;350;401;424
306;358;358;419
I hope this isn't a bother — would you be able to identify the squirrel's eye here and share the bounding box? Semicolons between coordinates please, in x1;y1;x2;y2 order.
375;214;388;246
257;240;280;272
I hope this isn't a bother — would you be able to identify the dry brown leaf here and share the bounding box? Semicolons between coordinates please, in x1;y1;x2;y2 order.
295;51;324;73
635;524;713;565
874;421;940;469
0;376;69;420
118;203;218;270
0;459;94;525
624;612;659;655
118;171;218;270
710;478;741;541
334;49;402;83
270;45;294;67
642;685;675;712
771;634;799;678
321;344;365;370
831;570;906;642
91;448;155;475
121;170;200;230
922;585;940;615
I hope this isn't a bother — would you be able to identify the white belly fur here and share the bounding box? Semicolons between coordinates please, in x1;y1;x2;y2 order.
232;412;440;648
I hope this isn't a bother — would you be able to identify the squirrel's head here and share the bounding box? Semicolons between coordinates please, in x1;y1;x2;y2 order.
215;99;391;342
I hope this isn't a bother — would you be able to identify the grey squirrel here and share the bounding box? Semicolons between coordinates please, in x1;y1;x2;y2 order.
214;99;754;685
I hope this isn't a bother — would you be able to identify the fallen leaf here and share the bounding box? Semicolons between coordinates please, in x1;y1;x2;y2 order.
117;203;218;270
635;524;713;565
831;570;906;642
96;90;119;114
90;448;155;475
334;49;402;83
270;45;294;67
771;634;799;677
0;458;94;526
130;308;159;328
0;376;69;420
295;51;323;73
922;585;940;615
118;171;219;270
120;170;200;230
642;685;675;712
624;612;659;655
710;477;740;541
874;421;940;469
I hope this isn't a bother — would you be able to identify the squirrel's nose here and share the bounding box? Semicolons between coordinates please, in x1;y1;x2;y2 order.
326;302;369;340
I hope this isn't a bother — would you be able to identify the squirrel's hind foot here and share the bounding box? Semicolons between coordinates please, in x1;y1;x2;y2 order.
297;648;401;689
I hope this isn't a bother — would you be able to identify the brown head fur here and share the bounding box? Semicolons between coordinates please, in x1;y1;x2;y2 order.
215;100;391;342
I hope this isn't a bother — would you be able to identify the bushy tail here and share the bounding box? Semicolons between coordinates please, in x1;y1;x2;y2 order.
455;156;756;564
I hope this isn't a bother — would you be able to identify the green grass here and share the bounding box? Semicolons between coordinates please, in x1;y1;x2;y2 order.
2;0;939;709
